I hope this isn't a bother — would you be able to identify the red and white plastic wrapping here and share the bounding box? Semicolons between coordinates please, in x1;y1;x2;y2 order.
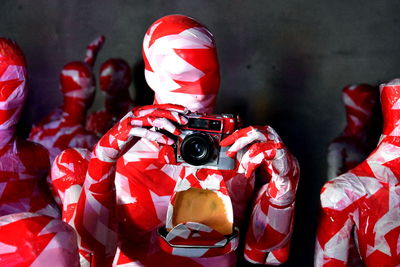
327;84;378;180
86;58;133;137
28;36;104;206
29;36;104;163
49;15;299;266
0;212;79;266
315;79;400;266
0;38;78;266
325;83;378;266
0;38;58;218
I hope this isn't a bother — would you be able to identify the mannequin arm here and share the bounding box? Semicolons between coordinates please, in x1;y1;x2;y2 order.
221;125;299;265
314;177;355;266
74;104;188;266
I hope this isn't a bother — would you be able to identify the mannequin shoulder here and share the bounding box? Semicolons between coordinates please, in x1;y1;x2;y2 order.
16;139;50;170
56;147;91;163
320;172;365;210
17;139;49;157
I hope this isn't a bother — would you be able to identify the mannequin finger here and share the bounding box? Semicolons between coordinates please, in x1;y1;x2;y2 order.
221;127;265;146
135;110;188;125
129;127;174;145
247;142;284;160
224;130;268;158
146;110;188;125
264;126;283;143
131;117;181;135
238;148;264;178
133;104;188;116
85;35;106;67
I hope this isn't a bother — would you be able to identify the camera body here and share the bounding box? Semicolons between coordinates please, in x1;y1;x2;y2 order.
176;114;238;170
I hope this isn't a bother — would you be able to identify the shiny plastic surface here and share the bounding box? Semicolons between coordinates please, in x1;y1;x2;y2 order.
52;15;299;266
315;79;400;266
325;84;379;266
327;84;378;180
0;38;58;218
0;38;78;266
28;36;104;205
29;36;104;163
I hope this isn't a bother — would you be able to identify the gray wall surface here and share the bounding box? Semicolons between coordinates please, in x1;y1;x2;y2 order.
1;0;400;266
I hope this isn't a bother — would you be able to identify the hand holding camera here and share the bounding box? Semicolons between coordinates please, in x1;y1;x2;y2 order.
221;125;299;205
220;126;286;177
94;103;189;162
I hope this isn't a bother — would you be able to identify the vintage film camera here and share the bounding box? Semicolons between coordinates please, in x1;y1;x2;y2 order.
175;114;238;170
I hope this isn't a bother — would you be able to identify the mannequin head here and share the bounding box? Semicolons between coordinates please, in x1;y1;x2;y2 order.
379;79;400;136
342;84;377;136
0;38;27;131
60;61;95;117
99;58;131;97
142;14;220;114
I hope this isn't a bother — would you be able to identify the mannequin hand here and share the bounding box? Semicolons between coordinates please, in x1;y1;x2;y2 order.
85;35;106;67
220;126;286;178
94;103;188;162
222;125;299;205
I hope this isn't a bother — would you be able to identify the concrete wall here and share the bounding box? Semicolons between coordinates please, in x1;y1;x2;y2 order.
2;0;400;265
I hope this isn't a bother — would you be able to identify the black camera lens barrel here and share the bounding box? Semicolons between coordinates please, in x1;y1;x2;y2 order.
180;133;215;166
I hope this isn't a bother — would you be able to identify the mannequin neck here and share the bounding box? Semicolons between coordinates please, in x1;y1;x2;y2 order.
153;93;216;114
343;112;370;137
378;84;400;147
0;128;15;156
378;116;400;147
62;97;87;124
104;90;132;117
370;117;400;184
380;93;400;147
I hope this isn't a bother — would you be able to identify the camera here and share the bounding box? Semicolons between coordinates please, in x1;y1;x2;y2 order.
175;114;238;170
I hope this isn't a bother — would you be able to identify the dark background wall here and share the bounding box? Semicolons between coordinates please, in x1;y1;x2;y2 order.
1;1;400;266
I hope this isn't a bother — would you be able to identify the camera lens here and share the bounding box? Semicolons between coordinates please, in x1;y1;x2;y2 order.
180;133;214;166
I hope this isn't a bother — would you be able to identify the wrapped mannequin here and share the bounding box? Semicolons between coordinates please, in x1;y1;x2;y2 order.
52;15;300;266
315;79;400;266
29;36;104;204
0;38;58;218
29;60;98;161
325;84;378;266
29;36;105;138
86;58;133;137
327;84;378;180
0;38;79;266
